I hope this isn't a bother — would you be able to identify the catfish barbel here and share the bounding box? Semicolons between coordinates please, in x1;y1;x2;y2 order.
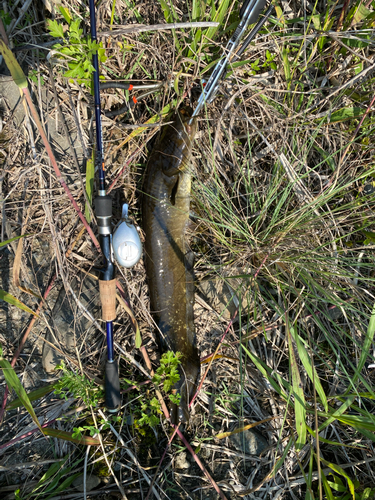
142;109;199;424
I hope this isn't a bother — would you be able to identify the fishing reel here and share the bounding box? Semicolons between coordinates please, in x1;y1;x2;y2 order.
112;204;142;268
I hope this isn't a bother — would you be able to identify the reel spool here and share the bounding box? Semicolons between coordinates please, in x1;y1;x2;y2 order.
112;204;142;268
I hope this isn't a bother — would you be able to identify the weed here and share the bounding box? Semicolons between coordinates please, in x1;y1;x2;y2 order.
72;414;121;439
126;351;182;430
53;361;103;407
0;9;11;27
28;69;45;85
47;13;106;89
136;396;162;428
152;351;181;396
14;455;82;500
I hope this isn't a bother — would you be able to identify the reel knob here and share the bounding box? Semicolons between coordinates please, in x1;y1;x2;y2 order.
112;204;142;268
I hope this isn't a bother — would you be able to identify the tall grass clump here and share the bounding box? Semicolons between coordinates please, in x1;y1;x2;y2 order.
190;0;375;495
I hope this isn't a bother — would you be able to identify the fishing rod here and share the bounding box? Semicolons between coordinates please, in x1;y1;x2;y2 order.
89;0;142;412
190;0;273;122
88;0;119;413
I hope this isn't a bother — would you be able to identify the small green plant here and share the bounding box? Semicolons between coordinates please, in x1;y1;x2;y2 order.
0;9;11;26
53;361;102;407
47;12;106;88
72;414;121;439
28;69;45;85
128;351;182;430
248;50;277;75
152;351;182;405
137;397;162;428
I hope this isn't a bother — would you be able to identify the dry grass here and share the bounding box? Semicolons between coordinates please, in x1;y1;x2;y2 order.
0;0;375;499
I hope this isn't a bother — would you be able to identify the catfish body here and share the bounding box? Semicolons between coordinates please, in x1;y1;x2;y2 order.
142;110;199;424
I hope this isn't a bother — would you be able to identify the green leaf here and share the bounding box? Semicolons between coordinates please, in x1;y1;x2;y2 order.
69;19;82;38
205;0;230;44
58;6;72;25
282;46;290;82
135;326;142;349
0;289;39;316
353;3;373;23
360;227;375;245
329;107;365;123
37;459;67;487
306;425;360;448
47;19;64;39
334;414;375;432
241;343;290;399
361;488;375;500
64;67;82;78
0;40;28;89
159;0;173;23
313;145;336;172
7;384;54;410
311;14;322;30
317;396;355;432
42;427;100;445
0;356;43;432
341;36;370;49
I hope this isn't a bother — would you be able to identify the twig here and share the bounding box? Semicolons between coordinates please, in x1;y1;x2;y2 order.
22;87;101;253
138;345;229;500
0;419;57;452
144;425;179;500
99;21;219;37
97;409;161;500
107;148;143;194
47;62;91;214
0;227;86;422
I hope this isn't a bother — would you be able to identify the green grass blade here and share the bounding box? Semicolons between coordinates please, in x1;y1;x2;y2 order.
346;300;375;390
321;469;335;500
321;459;355;499
204;0;230;44
36;459;68;489
0;40;28;88
241;344;290;398
0;355;43;432
290;325;328;412
317;396;355;432
0;234;28;248
110;0;116;29
159;0;173;22
42;427;100;445
0;289;39;316
7;384;55;410
334;414;375;432
85;156;94;223
45;473;82;500
58;5;72;24
287;322;306;450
